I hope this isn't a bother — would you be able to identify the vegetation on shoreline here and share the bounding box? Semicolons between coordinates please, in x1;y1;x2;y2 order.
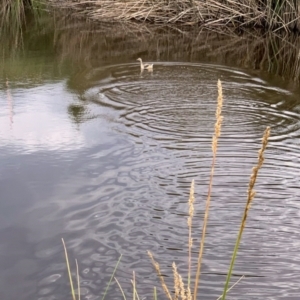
49;0;300;32
62;80;270;300
1;0;300;32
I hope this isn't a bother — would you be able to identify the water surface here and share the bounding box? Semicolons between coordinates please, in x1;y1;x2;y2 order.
1;16;300;300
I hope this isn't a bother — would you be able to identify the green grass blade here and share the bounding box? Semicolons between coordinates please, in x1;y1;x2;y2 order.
153;287;157;300
101;254;122;300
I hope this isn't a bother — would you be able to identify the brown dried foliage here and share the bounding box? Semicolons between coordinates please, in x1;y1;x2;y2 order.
49;0;300;31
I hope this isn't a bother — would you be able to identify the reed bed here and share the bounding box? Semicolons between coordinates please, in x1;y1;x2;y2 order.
62;81;270;300
49;0;300;32
0;0;48;52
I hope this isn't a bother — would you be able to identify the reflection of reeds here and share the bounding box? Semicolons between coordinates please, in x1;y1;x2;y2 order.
1;13;300;83
52;0;300;31
6;79;13;128
50;19;300;83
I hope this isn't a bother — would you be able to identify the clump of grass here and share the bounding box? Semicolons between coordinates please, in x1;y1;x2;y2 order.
62;238;122;300
0;0;46;51
0;0;44;29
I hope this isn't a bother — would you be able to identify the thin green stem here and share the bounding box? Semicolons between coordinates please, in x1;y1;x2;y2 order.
102;254;122;300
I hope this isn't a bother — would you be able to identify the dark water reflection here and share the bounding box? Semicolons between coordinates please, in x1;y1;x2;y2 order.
1;15;300;300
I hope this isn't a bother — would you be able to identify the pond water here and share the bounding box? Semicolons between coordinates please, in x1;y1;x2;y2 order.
1;15;300;300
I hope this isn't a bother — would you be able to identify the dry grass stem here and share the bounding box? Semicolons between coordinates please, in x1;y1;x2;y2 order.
193;79;224;300
172;262;180;300
115;277;127;300
179;273;187;300
62;238;77;300
148;251;172;300
75;259;80;300
187;286;192;300
187;180;195;288
131;271;142;300
172;262;187;300
247;127;270;206
216;275;245;300
133;271;136;300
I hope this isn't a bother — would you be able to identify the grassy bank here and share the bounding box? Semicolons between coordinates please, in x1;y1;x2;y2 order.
48;0;300;32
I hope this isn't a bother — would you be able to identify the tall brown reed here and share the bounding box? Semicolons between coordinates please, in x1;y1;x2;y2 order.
147;80;224;300
221;126;270;300
187;180;195;290
147;251;172;300
193;79;224;300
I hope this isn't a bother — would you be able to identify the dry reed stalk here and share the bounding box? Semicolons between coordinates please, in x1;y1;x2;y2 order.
179;273;186;300
131;271;142;300
133;271;136;300
247;127;270;208
172;262;180;300
75;259;81;300
147;251;172;300
62;238;77;300
186;286;192;300
193;79;224;300
172;262;187;300
216;275;244;300
187;180;194;290
114;277;127;300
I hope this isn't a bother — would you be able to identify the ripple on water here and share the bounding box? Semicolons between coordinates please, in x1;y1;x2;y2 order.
18;62;300;300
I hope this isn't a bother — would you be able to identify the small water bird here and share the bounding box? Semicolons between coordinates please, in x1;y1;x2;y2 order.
137;58;153;71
